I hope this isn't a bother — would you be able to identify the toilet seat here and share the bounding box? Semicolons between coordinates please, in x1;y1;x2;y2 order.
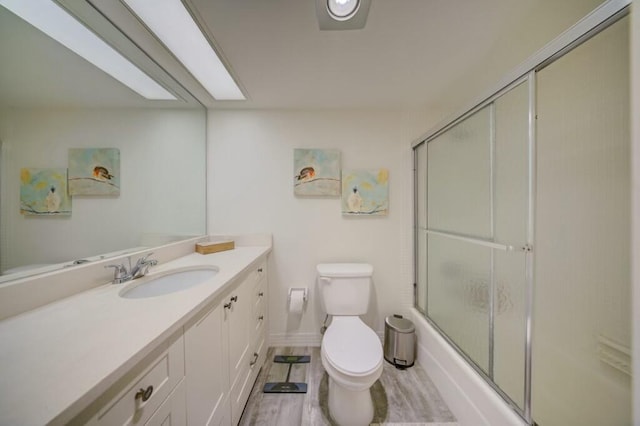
321;316;383;391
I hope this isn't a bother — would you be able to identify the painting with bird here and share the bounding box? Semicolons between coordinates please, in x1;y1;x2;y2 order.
68;148;120;196
293;149;340;196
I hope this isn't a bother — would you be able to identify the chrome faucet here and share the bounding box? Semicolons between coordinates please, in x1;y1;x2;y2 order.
105;253;157;284
130;252;158;279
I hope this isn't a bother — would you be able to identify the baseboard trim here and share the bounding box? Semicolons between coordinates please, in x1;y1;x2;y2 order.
269;332;321;347
269;329;384;347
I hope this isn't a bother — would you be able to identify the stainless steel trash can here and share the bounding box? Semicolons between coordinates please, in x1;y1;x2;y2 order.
384;314;416;369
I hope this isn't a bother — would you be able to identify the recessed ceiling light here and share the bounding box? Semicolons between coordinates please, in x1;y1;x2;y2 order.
316;0;371;31
327;0;360;21
122;0;245;101
0;0;176;100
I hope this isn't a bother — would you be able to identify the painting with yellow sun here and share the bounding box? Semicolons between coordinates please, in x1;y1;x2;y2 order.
341;169;389;216
20;168;71;216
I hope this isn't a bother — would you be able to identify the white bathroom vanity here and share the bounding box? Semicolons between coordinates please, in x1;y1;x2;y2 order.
0;236;271;425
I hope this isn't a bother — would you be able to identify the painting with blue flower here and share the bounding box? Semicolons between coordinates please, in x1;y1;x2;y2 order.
293;149;341;196
341;169;389;216
68;148;120;196
20;168;72;216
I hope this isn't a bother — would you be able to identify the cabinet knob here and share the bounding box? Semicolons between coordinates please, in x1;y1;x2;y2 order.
258;268;263;273
224;302;232;310
258;292;264;297
250;352;259;366
258;315;264;321
135;385;153;402
230;295;238;303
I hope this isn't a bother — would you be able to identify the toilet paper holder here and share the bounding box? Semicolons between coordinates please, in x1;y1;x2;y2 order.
288;287;308;303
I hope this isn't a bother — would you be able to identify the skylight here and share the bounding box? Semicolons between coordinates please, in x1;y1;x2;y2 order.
0;0;176;100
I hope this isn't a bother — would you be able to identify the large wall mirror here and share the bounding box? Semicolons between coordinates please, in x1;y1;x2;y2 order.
0;2;207;283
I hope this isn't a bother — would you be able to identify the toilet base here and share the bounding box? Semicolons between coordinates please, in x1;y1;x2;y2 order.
328;376;374;426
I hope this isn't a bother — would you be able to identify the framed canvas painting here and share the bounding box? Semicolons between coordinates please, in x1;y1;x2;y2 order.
20;168;71;216
341;169;389;216
293;149;340;196
68;148;120;196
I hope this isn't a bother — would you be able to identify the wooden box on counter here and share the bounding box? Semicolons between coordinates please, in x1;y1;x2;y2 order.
195;240;235;255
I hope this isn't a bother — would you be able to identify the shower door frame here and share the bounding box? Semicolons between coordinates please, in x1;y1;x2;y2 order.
412;1;630;424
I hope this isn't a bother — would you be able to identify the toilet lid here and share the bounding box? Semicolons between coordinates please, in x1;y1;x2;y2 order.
323;317;382;375
316;263;373;278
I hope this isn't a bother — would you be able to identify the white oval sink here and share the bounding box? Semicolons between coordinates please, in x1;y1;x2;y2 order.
119;266;218;299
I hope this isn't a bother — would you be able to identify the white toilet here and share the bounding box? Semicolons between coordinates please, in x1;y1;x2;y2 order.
317;263;383;426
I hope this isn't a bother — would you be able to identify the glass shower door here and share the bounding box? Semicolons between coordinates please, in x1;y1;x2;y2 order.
418;81;531;414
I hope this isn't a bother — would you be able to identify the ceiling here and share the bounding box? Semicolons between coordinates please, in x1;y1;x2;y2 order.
189;0;534;110
181;0;603;110
0;0;604;111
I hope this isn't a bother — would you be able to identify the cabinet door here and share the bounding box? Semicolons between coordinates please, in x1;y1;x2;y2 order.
229;333;266;425
226;274;253;388
184;302;230;426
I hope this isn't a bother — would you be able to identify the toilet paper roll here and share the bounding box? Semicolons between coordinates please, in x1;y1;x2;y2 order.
289;289;305;314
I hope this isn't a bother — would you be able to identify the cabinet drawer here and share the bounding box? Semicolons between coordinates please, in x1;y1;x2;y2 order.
144;379;186;426
252;277;266;311
252;303;265;339
82;332;185;426
247;260;267;288
255;260;266;281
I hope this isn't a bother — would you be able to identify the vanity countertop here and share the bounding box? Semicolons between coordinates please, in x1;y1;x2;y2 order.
0;245;271;426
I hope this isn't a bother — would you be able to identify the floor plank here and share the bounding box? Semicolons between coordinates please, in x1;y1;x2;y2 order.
238;347;457;426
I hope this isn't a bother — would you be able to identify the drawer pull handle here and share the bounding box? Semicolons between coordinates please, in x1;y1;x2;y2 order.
250;352;259;366
224;302;232;310
258;292;264;297
135;385;153;402
230;295;238;303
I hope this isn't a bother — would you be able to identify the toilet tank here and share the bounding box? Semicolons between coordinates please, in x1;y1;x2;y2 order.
317;263;373;315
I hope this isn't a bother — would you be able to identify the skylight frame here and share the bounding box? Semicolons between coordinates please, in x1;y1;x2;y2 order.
122;0;246;101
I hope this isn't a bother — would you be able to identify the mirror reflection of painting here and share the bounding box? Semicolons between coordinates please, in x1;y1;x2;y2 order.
20;168;71;216
68;148;120;196
293;148;340;196
342;169;389;216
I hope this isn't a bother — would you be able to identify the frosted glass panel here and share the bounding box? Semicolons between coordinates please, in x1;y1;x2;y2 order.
493;250;526;409
494;82;529;246
533;16;630;426
427;108;491;238
492;81;529;410
427;233;489;371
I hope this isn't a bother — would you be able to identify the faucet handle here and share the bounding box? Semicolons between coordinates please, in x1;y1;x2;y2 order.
105;264;129;283
137;252;155;265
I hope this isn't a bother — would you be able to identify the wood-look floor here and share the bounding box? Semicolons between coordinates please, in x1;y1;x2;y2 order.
238;347;458;426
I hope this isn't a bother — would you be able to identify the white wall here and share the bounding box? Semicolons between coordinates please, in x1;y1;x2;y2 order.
0;108;206;272
434;0;604;115
207;109;430;344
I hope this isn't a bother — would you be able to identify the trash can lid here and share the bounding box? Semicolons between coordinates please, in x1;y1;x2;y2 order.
385;314;415;333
